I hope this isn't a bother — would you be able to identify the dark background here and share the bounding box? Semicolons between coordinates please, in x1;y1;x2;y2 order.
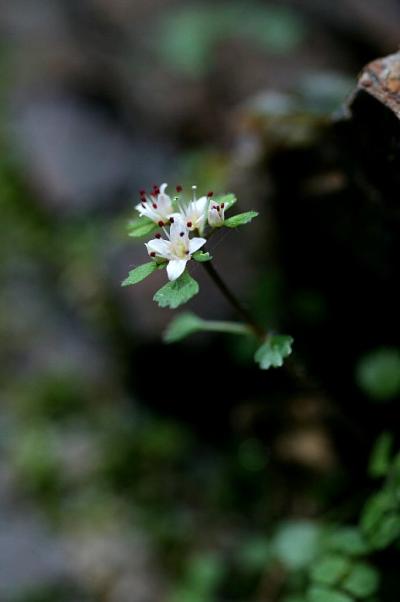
0;1;399;601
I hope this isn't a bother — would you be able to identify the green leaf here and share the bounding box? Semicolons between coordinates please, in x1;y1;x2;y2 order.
163;312;252;343
163;313;204;342
153;272;199;309
192;251;212;262
273;521;321;570
254;335;293;370
369;432;393;478
122;261;160;286
128;217;157;238
326;528;370;557
224;211;259;228
356;347;400;401
342;563;379;597
307;586;353;602
214;193;237;211
311;555;350;586
361;491;400;548
366;513;400;549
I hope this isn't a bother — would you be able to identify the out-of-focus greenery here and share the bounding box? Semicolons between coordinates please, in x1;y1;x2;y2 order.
158;3;306;75
0;4;399;598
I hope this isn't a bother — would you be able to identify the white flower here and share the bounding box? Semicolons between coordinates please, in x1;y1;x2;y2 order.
175;185;209;233
135;183;175;226
145;216;206;281
208;200;225;227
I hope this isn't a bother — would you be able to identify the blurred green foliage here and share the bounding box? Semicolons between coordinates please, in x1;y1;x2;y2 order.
158;3;306;76
356;348;400;401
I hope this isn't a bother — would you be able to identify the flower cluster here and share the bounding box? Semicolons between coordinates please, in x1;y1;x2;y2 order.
123;183;293;371
135;183;226;281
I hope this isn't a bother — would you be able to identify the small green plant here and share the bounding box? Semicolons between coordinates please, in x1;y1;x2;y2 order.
122;183;293;370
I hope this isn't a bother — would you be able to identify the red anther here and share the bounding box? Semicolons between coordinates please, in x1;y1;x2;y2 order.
140;189;146;196
169;217;174;223
158;220;164;227
154;187;160;195
150;252;156;257
180;232;185;237
221;203;225;208
155;233;161;239
152;203;158;209
187;221;192;228
176;185;183;192
212;205;218;210
207;191;213;197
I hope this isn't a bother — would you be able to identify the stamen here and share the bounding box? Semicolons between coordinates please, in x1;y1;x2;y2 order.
140;189;146;196
152;203;158;209
158;220;164;227
213;205;218;210
150;252;156;257
155;233;161;239
169;217;174;223
154;187;160;195
187;221;192;228
207;191;213;197
185;250;189;255
176;185;183;192
180;232;185;237
221;203;225;208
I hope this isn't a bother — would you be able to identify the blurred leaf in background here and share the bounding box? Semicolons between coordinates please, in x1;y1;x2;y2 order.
157;3;307;76
356;348;400;401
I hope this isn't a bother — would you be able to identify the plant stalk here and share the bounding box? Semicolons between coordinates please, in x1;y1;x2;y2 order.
202;261;265;339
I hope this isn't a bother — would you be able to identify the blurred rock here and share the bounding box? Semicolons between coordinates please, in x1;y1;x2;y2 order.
0;457;71;597
11;92;175;215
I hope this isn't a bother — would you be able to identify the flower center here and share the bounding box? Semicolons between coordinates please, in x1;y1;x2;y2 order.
171;239;188;258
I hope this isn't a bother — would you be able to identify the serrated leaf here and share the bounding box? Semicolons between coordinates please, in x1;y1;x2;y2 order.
192;251;212;262
326;528;370;557
311;555;350;586
164;313;204;342
154;271;199;309
342;563;379;597
254;335;293;370
214;193;237;211
128;217;157;238
224;211;258;228
122;261;160;286
307;586;353;602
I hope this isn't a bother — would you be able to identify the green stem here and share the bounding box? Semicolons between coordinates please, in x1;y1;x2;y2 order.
202;320;252;336
202;261;265;339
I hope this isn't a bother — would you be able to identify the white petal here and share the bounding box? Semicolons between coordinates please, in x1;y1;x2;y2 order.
167;258;187;281
208;206;223;227
170;214;188;242
158;193;173;212
194;196;208;214
146;239;172;258
160;183;168;195
189;237;206;254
